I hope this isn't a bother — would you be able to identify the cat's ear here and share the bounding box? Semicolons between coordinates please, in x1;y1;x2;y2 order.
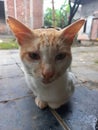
7;16;34;45
61;19;85;45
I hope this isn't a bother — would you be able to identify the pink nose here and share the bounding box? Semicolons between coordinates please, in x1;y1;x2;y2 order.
42;71;54;80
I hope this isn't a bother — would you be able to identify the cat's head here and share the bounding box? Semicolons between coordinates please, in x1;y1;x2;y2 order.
7;16;85;84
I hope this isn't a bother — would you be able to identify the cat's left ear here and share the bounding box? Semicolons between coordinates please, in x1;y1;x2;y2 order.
7;16;34;45
61;19;85;45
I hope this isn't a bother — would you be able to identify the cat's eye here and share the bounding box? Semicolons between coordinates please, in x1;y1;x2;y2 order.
29;52;40;60
55;53;66;60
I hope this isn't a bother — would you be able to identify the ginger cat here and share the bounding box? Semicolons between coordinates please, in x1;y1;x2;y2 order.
7;16;85;109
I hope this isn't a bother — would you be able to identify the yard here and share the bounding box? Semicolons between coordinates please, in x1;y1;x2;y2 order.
0;43;98;130
0;0;98;129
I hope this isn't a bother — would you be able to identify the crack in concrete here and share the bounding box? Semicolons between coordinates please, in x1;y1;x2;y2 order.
0;94;34;104
50;108;71;130
0;75;24;80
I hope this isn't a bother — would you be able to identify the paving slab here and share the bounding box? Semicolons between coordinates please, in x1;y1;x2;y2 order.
0;50;21;66
72;46;98;90
0;64;23;79
0;97;62;130
0;47;98;130
0;55;16;66
56;85;98;130
0;82;98;130
72;66;98;83
0;77;32;102
9;50;21;64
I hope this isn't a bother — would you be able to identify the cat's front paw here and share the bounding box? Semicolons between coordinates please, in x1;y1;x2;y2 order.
35;97;48;109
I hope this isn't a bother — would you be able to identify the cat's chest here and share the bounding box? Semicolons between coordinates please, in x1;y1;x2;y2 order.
26;74;69;101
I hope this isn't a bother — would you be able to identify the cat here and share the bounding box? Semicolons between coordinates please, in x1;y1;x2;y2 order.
7;16;85;109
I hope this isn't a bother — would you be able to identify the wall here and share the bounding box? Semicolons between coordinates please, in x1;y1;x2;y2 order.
33;0;43;29
81;0;98;17
0;0;43;34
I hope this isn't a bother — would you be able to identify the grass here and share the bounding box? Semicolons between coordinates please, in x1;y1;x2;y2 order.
0;40;19;49
95;60;98;64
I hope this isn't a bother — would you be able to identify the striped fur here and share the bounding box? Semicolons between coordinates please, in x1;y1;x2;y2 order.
7;16;85;109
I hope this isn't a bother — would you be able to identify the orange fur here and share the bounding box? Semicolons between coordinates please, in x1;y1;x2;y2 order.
7;16;85;109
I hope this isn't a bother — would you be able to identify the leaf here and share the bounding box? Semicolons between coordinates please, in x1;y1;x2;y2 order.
66;4;70;12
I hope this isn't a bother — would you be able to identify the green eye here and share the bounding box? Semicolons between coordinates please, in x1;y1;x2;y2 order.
29;52;40;60
55;53;66;60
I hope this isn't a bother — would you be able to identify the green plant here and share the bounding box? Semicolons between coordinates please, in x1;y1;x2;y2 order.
0;40;19;49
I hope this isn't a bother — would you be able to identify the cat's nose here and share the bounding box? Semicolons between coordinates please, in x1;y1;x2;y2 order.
42;70;54;80
42;64;55;80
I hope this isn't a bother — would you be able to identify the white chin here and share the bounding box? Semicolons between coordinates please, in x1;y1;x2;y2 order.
42;79;54;84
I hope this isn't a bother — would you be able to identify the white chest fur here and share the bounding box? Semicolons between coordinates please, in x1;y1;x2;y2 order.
25;70;75;108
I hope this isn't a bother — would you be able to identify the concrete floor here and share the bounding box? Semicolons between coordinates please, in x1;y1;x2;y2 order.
0;46;98;130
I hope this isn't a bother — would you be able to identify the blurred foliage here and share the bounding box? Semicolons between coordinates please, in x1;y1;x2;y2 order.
44;0;70;28
0;39;19;49
44;0;81;28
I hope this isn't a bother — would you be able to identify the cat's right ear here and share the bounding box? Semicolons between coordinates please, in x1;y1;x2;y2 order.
60;19;85;45
7;16;34;45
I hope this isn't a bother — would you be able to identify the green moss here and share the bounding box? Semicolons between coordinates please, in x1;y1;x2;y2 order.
95;60;98;64
0;40;19;49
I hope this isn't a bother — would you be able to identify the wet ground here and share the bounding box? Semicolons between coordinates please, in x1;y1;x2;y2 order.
0;46;98;130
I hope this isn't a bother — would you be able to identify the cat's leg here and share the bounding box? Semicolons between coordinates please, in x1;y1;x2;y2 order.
48;102;62;109
35;97;48;109
48;96;72;109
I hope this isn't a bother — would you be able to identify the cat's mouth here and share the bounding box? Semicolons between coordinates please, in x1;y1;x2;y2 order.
42;78;53;84
42;75;60;84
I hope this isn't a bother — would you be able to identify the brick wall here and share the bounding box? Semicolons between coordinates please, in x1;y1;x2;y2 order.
0;0;43;34
33;0;43;29
6;0;15;17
